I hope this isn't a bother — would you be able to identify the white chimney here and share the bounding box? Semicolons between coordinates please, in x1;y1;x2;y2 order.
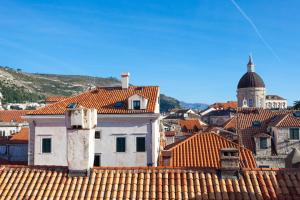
121;72;130;89
65;106;97;176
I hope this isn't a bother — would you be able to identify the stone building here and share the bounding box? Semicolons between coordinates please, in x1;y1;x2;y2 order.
237;56;266;108
223;108;300;168
25;73;161;167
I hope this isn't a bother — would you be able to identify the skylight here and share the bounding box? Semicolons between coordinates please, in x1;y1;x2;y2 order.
114;102;124;108
66;103;77;109
252;121;261;127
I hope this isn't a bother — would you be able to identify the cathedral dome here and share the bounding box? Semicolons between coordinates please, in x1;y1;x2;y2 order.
237;72;265;89
237;55;265;89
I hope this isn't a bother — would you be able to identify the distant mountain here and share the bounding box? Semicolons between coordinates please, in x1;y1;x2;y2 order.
0;66;181;112
180;101;209;110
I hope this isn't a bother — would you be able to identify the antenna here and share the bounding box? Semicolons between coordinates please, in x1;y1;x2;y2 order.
236;107;242;171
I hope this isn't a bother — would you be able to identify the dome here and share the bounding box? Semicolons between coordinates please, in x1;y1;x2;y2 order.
237;72;265;89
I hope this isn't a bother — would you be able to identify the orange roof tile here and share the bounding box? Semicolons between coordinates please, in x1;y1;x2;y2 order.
45;96;69;103
165;131;176;137
9;128;29;143
29;86;159;115
162;132;256;169
227;108;292;151
268;112;300;127
0;110;30;123
178;119;207;132
0;165;299;199
211;101;237;109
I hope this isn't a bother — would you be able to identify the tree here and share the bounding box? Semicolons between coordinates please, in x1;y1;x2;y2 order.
293;101;300;110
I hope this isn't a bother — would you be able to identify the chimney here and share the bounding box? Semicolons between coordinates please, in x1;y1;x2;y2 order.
65;105;97;176
121;72;130;89
220;148;240;179
161;150;172;166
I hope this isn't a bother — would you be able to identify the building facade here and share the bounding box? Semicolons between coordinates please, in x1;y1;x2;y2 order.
25;73;161;167
237;56;266;108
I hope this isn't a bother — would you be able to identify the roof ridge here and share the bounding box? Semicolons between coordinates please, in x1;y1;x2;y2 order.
28;89;96;115
273;113;290;127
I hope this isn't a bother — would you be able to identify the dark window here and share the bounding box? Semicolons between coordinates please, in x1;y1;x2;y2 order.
252;121;261;127
94;154;101;166
260;138;268;149
42;138;51;153
95;131;101;139
116;137;126;152
133;100;141;110
290;128;299;140
114;101;124;108
136;137;146;152
259;165;269;168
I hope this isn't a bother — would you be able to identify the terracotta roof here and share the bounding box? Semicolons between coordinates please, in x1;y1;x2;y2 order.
268;113;300;127
225;108;292;151
223;118;236;129
45;96;69;103
0;110;30;123
9;128;29;143
178;119;207;132
0;165;299;199
210;101;237;109
162;132;256;169
29;86;159;115
266;95;286;100
164;131;176;137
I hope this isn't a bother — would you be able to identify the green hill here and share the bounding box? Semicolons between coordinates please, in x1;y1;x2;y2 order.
0;66;180;112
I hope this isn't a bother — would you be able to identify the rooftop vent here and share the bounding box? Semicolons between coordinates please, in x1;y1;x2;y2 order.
220;148;240;179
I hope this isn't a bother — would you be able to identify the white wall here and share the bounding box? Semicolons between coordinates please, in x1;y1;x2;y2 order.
31;118;68;166
28;114;160;167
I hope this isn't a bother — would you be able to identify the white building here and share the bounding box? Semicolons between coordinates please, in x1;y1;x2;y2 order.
0;110;29;137
25;73;161;167
265;95;288;109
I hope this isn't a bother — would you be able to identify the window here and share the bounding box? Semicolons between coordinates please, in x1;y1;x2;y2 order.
116;137;126;152
252;121;261;127
114;101;124;108
133;100;141;110
260;138;268;149
136;137;146;152
248;99;253;107
94;154;101;166
290;128;299;140
259;165;269;168
42;138;52;153
95;131;101;139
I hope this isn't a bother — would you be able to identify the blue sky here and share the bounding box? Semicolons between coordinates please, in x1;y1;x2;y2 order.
0;0;299;104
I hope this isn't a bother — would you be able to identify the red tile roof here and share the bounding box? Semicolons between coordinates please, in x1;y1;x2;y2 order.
45;96;69;103
9;128;29;143
178;119;207;132
210;101;237;109
162;132;256;169
0;165;299;199
224;108;292;151
268;113;300;127
29;86;159;115
164;131;176;137
0;110;30;123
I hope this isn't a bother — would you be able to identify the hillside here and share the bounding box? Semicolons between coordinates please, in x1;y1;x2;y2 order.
0;66;180;112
